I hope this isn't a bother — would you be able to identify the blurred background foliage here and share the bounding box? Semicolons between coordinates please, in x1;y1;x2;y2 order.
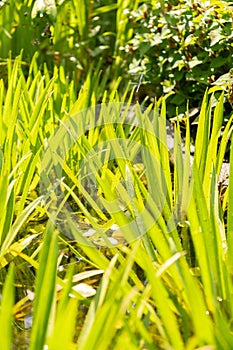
0;0;233;113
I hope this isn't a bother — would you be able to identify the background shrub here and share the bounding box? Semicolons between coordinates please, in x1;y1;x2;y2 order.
121;0;233;115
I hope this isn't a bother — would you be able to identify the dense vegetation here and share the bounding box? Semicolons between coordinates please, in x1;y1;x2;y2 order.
1;0;233;349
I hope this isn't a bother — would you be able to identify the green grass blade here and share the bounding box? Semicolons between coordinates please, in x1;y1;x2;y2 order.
194;89;210;178
29;220;59;350
0;197;42;257
46;266;78;350
227;134;233;271
0;264;14;350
